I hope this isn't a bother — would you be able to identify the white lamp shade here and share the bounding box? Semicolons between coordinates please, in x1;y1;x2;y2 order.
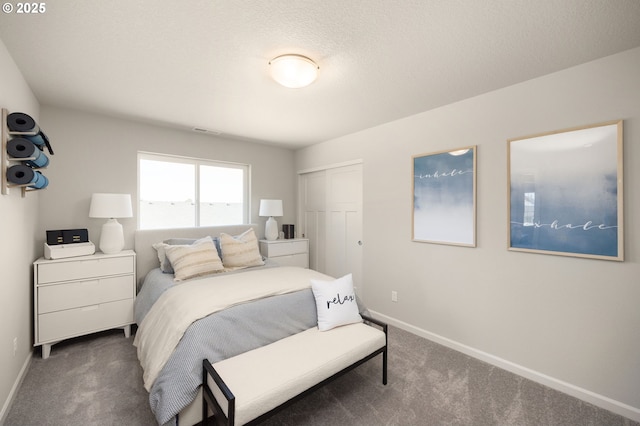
259;199;283;217
89;193;133;218
269;54;318;88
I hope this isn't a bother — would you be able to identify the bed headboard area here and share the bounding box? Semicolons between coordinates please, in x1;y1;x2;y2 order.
134;224;260;286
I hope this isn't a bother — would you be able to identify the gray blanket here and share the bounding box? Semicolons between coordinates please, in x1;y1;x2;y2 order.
135;266;365;425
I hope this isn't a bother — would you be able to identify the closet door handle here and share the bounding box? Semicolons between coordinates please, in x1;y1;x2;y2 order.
357;240;363;246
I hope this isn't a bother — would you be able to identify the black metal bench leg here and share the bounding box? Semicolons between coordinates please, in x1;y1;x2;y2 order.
383;346;388;385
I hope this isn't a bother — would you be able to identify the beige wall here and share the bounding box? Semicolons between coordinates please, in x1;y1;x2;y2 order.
0;39;40;422
37;107;297;248
295;47;640;420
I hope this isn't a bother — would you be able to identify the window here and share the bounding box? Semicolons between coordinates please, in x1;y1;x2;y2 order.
138;152;249;229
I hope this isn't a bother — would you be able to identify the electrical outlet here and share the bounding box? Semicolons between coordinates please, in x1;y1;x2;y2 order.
13;337;17;356
391;291;398;302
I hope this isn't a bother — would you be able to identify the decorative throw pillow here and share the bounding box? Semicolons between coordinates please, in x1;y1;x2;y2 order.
153;237;222;273
152;242;176;273
219;228;264;268
166;237;223;259
164;236;224;281
311;273;362;331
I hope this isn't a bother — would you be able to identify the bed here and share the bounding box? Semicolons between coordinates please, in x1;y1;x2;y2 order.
133;224;369;426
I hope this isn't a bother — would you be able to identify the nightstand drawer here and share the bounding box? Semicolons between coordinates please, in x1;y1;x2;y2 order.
37;256;134;283
270;253;309;268
264;240;308;257
38;299;133;343
38;275;134;314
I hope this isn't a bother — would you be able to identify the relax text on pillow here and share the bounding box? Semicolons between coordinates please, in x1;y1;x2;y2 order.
311;273;362;331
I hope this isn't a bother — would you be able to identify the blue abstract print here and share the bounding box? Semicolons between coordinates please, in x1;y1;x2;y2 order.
413;148;475;245
509;123;621;258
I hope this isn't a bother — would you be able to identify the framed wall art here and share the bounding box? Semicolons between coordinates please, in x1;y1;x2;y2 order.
508;120;623;261
412;146;476;246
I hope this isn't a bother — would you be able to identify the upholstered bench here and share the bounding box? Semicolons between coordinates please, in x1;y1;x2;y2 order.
202;315;387;425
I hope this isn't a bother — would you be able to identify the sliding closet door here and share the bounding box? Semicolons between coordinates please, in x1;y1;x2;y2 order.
325;164;362;284
299;163;363;293
299;170;327;272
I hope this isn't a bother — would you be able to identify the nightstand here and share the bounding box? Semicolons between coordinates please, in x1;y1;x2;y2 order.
33;250;136;359
259;239;309;268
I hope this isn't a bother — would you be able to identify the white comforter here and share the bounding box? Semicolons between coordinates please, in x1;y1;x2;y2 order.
133;266;331;390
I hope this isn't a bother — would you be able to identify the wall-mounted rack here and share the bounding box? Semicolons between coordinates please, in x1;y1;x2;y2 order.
2;108;50;197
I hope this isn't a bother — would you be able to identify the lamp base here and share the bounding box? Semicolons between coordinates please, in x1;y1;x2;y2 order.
99;218;125;254
265;217;279;241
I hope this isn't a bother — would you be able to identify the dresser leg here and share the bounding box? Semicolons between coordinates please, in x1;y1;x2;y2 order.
123;324;131;338
42;343;52;359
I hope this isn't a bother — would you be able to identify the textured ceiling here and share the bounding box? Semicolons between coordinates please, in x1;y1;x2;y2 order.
1;1;640;148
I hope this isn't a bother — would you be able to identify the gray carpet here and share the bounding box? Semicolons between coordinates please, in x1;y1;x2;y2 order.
5;326;638;426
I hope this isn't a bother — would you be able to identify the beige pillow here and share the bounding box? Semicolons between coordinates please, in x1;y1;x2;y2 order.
219;228;265;268
164;236;224;281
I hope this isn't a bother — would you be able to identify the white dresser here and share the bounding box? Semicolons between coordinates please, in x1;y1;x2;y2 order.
33;250;136;359
259;239;309;268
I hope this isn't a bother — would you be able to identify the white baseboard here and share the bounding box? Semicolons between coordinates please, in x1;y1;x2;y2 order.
0;351;32;425
370;310;640;423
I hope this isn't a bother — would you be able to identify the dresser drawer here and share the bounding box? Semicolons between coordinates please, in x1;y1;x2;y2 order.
37;256;134;283
38;299;133;343
38;275;134;314
263;240;308;257
270;253;309;268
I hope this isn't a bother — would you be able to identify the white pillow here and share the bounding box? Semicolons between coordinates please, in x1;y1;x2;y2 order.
152;242;173;273
311;273;362;331
219;228;264;268
164;236;224;281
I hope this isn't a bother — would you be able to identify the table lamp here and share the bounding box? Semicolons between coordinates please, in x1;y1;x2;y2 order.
259;199;283;240
89;193;133;254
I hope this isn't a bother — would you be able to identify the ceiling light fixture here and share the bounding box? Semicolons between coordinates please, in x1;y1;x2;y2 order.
269;54;319;88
